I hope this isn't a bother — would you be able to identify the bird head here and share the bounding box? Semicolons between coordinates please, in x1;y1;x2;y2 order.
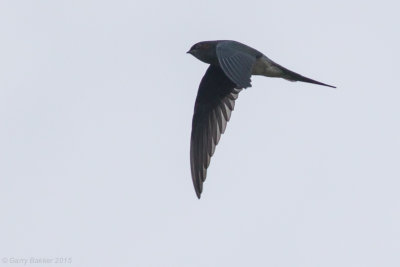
187;41;218;64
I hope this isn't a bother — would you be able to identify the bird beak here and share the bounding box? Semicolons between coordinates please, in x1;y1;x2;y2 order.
186;50;193;55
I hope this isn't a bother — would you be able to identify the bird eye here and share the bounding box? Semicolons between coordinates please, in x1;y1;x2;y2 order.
196;43;209;50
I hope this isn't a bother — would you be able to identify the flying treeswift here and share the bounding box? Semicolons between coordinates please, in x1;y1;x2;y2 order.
187;40;335;199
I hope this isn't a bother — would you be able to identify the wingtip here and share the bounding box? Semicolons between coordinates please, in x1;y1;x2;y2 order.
304;79;336;89
194;183;202;199
195;189;202;199
325;84;337;89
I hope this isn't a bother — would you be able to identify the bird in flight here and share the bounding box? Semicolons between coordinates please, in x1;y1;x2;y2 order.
187;40;335;199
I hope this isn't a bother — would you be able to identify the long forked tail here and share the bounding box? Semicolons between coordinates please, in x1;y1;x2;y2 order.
278;63;336;88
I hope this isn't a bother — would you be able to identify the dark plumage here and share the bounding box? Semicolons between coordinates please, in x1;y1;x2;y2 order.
188;40;335;198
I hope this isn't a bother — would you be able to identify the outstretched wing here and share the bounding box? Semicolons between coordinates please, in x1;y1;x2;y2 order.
190;65;242;198
216;41;256;88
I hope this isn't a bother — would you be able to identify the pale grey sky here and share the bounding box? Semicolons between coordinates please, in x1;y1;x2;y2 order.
1;0;399;266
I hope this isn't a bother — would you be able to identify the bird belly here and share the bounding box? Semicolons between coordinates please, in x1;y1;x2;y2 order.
252;56;284;77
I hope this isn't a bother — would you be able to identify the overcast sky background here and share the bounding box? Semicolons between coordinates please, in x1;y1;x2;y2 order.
1;0;399;266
